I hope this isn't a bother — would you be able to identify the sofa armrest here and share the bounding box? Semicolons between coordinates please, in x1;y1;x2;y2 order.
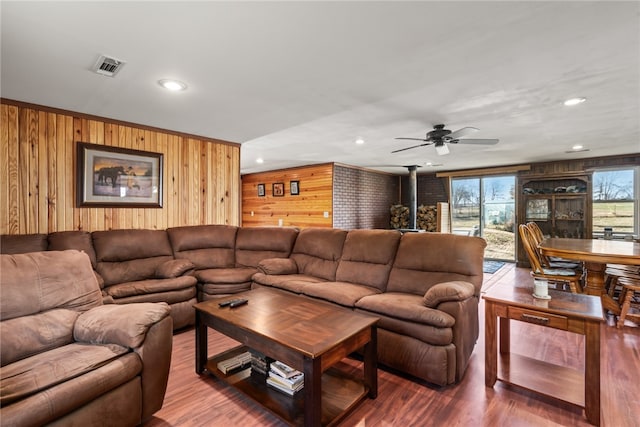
423;281;475;308
155;259;195;278
135;315;173;421
73;302;171;348
257;258;298;275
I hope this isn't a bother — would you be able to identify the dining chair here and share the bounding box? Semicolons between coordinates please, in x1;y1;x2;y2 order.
616;276;640;328
604;264;640;328
519;224;582;293
525;222;582;270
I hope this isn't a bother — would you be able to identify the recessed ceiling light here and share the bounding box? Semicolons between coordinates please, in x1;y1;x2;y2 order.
256;158;264;164
355;137;365;145
158;79;187;91
564;97;586;106
565;145;590;153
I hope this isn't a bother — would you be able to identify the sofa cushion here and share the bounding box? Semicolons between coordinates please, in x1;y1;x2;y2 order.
251;273;326;294
335;229;401;291
48;231;97;268
0;251;102;322
104;276;196;299
290;228;348;281
0;309;78;367
167;225;237;269
199;283;252;296
92;230;173;262
74;303;171;348
301;281;380;307
355;293;455;328
93;230;176;286
155;259;195;278
196;267;257;284
111;287;196;305
423;281;475;308
0;342;130;405
387;233;486;296
0;234;48;254
257;258;298;275
97;256;176;287
0;357;142;427
235;227;298;267
360;312;453;346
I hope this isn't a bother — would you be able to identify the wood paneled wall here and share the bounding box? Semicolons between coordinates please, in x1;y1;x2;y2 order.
241;164;333;228
0;100;241;235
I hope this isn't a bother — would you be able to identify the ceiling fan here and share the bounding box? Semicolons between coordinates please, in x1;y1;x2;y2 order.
392;124;499;155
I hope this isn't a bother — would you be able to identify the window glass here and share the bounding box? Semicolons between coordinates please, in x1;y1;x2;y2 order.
592;168;637;235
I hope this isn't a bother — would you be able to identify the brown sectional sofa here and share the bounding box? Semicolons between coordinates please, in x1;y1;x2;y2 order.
0;250;173;426
1;225;485;387
252;228;486;386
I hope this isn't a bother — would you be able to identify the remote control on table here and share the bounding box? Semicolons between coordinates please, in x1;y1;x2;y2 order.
218;298;246;307
229;299;248;308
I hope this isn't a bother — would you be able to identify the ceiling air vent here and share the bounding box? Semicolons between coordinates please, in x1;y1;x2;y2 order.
92;55;125;77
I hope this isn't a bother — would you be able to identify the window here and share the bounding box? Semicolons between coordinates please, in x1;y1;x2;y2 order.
592;168;638;236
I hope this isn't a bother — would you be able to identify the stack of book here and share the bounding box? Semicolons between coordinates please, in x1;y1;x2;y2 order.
266;361;304;396
249;349;274;377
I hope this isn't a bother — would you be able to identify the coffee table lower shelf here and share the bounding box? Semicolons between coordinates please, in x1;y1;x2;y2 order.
204;345;370;427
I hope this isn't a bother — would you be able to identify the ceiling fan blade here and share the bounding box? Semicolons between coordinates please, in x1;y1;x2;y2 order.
448;127;478;139
394;137;429;141
391;142;432;153
455;138;499;145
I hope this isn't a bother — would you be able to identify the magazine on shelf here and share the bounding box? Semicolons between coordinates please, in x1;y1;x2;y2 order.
216;351;251;374
270;360;300;379
268;370;304;388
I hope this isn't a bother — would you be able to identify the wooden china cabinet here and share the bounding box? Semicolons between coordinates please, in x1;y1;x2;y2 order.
517;172;592;266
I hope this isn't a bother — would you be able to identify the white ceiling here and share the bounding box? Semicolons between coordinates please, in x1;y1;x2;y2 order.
2;1;639;175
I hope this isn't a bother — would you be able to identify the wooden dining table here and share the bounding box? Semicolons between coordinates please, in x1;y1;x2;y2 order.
539;237;640;313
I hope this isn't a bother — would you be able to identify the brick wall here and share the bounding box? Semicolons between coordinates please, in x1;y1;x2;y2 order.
400;173;449;206
333;165;399;229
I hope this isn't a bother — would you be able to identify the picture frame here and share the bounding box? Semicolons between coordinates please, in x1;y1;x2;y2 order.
76;141;163;207
257;183;265;197
290;180;300;195
273;182;285;197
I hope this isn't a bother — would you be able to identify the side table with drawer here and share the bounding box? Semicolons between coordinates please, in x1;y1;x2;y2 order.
483;284;604;426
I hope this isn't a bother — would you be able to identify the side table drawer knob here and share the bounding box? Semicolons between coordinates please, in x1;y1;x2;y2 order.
521;313;549;324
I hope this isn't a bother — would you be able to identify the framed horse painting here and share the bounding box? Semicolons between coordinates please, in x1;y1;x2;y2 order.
76;142;163;207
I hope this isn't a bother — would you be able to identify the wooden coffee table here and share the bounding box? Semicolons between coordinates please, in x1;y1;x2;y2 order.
194;287;378;427
484;284;604;425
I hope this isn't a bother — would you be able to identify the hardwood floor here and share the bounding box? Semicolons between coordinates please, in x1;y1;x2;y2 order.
145;264;639;427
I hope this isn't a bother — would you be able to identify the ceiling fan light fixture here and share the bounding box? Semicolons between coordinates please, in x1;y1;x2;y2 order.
435;144;449;155
563;97;586;106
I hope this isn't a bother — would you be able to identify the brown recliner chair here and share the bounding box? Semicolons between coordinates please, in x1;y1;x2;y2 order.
0;250;173;426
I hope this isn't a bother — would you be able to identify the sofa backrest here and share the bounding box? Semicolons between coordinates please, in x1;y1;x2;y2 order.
0;234;48;254
235;227;298;268
0;250;102;366
48;231;97;268
387;233;486;296
335;229;402;291
290;228;348;281
92;229;174;286
167;225;238;269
